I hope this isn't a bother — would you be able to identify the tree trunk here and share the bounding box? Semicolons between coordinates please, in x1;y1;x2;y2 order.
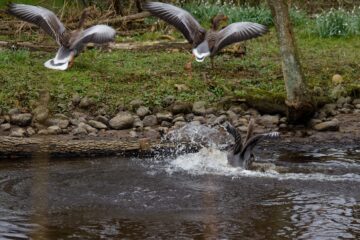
136;0;143;12
112;0;124;16
267;0;315;123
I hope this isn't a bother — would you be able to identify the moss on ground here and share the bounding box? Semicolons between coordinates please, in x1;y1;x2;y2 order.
0;27;359;114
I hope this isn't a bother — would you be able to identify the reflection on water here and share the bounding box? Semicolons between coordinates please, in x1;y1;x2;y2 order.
0;143;360;239
263;191;360;240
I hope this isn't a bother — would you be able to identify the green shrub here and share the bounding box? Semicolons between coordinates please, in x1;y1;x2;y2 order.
183;3;308;27
315;7;360;37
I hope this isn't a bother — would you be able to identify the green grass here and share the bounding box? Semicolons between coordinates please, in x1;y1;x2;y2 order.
1;27;359;114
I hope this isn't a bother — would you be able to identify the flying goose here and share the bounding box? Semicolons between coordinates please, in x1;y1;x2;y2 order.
225;119;279;170
143;1;268;67
7;3;116;70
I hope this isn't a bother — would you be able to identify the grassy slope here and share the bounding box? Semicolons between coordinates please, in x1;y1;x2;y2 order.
1;27;359;114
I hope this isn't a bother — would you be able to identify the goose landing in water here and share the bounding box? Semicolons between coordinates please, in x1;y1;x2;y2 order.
143;1;268;68
224;119;280;170
7;3;116;70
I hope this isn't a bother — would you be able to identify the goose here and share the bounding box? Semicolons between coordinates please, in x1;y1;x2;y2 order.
143;1;268;68
6;3;116;70
224;119;279;170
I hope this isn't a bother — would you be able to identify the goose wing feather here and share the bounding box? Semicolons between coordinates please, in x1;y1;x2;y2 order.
212;22;267;55
70;25;116;50
143;2;205;45
7;3;67;46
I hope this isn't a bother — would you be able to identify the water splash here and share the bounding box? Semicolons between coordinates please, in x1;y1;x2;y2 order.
159;147;360;182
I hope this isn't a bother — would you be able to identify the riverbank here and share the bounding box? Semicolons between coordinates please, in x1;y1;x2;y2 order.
1;96;360;158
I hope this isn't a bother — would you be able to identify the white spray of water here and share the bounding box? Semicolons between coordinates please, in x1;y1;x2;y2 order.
164;147;360;182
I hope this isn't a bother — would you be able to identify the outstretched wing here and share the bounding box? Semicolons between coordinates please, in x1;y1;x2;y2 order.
224;122;243;154
143;1;205;45
70;25;116;50
212;22;267;55
240;132;280;169
7;3;67;46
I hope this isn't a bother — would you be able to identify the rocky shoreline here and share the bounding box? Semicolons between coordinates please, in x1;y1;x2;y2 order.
1;94;360;146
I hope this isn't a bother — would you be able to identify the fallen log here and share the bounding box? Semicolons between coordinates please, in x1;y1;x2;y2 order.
0;136;199;158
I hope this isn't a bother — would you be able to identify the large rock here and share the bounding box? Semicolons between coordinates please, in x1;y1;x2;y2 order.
156;112;173;122
192;101;206;115
313;119;340;131
109;112;134;130
171;102;192;114
143;115;158;127
88;120;107;130
10;113;32;127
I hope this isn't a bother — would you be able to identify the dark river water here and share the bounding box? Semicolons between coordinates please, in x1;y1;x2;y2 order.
1;143;360;240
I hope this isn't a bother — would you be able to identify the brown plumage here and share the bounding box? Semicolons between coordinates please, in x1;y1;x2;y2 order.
143;1;268;63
